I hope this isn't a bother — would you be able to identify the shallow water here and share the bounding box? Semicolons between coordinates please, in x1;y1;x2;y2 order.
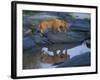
23;43;80;69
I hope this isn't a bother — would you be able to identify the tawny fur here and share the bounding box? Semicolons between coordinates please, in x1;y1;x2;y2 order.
39;19;69;33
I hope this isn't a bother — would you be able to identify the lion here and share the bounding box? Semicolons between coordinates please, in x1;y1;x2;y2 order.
39;19;69;33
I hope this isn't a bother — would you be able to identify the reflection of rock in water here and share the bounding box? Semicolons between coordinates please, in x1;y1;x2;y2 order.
23;51;42;69
23;51;70;69
40;63;55;68
23;43;79;69
40;53;70;64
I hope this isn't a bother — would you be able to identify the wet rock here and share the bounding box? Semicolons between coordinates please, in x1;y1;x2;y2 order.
31;33;50;44
23;14;90;50
70;19;90;31
23;37;36;50
55;52;90;67
23;28;32;37
47;31;87;43
31;26;39;30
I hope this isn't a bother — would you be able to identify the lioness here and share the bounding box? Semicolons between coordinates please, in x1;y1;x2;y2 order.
39;19;69;33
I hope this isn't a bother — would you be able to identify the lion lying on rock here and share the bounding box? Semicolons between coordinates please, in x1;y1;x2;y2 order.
39;19;69;33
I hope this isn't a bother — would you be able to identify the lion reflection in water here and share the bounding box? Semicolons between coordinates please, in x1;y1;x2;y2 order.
40;51;70;64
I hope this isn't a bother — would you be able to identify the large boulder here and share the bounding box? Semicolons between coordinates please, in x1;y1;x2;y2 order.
23;13;90;50
47;31;88;43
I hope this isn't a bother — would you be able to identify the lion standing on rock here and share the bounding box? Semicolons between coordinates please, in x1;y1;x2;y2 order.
39;19;69;33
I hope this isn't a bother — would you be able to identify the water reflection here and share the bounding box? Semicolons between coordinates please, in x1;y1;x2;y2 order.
23;43;79;69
